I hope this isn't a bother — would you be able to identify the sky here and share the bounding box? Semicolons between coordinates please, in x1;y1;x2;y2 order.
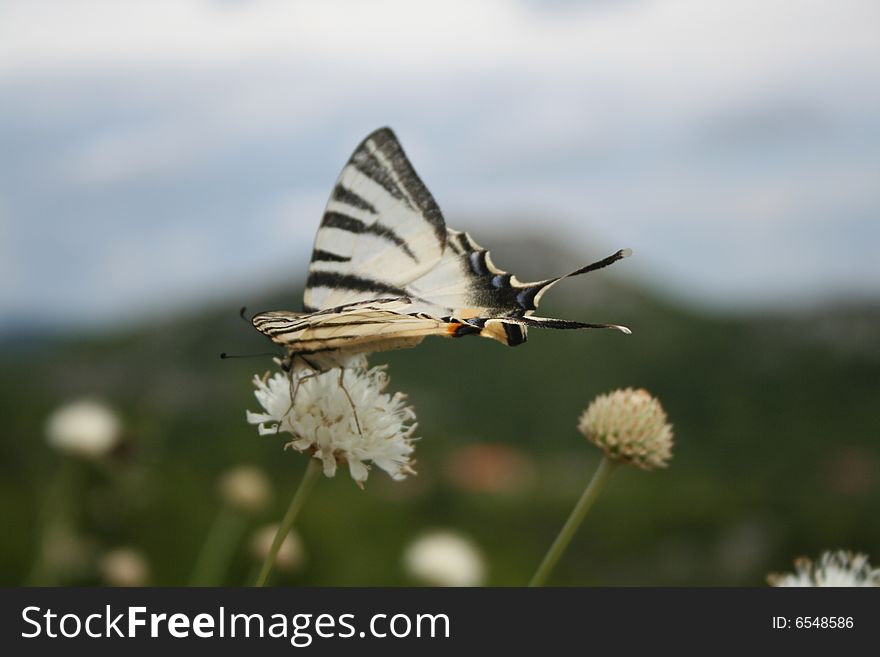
1;0;879;330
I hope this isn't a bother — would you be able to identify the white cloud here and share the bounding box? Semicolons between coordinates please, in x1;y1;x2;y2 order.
13;0;870;191
1;0;878;327
3;1;877;90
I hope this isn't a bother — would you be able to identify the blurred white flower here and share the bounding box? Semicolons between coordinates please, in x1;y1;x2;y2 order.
218;465;271;514
769;550;880;587
247;364;417;486
404;530;486;587
45;399;121;459
99;547;150;587
250;524;305;573
578;388;673;470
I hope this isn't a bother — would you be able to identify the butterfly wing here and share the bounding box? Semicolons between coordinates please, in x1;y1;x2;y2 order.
401;228;632;343
304;128;447;312
256;127;629;359
252;297;457;357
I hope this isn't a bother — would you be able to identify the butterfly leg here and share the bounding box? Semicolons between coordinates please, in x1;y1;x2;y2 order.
279;355;363;438
337;367;363;437
280;355;319;427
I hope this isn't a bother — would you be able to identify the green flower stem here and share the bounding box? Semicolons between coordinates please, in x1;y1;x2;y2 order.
254;458;321;587
189;505;248;586
529;456;617;587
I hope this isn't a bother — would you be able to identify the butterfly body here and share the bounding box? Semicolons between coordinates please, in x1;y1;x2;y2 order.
252;128;630;370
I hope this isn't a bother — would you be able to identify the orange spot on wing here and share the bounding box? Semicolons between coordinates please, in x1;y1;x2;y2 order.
446;322;461;335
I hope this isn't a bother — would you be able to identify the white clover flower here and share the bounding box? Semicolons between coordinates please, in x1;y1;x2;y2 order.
45;399;121;459
769;550;880;587
218;465;272;514
99;547;150;587
578;387;673;470
250;524;305;573
247;364;417;486
403;530;486;587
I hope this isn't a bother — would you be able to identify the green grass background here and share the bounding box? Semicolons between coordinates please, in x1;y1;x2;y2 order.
2;270;877;586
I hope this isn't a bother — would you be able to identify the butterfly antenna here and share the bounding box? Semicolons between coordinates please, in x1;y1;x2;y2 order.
219;351;280;361
218;307;273;357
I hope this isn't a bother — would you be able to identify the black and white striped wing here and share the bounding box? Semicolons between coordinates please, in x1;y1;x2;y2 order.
252;298;454;356
301;128;623;321
405;228;560;318
401;228;632;344
254;127;630;360
304;128;447;312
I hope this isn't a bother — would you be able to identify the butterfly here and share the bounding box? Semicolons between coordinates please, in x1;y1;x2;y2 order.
252;127;631;372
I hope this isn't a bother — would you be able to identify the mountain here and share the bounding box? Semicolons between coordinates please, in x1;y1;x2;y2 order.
1;238;878;586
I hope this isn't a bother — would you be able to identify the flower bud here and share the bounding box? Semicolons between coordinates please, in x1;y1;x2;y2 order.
403;530;486;587
578;388;673;470
250;524;305;573
99;547;150;587
218;465;271;514
46;399;121;459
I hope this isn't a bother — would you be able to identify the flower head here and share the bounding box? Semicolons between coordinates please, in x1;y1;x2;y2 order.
247;363;417;486
403;530;486;587
768;550;880;587
99;547;150;587
250;524;305;573
218;465;272;514
45;398;121;459
578;387;673;470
